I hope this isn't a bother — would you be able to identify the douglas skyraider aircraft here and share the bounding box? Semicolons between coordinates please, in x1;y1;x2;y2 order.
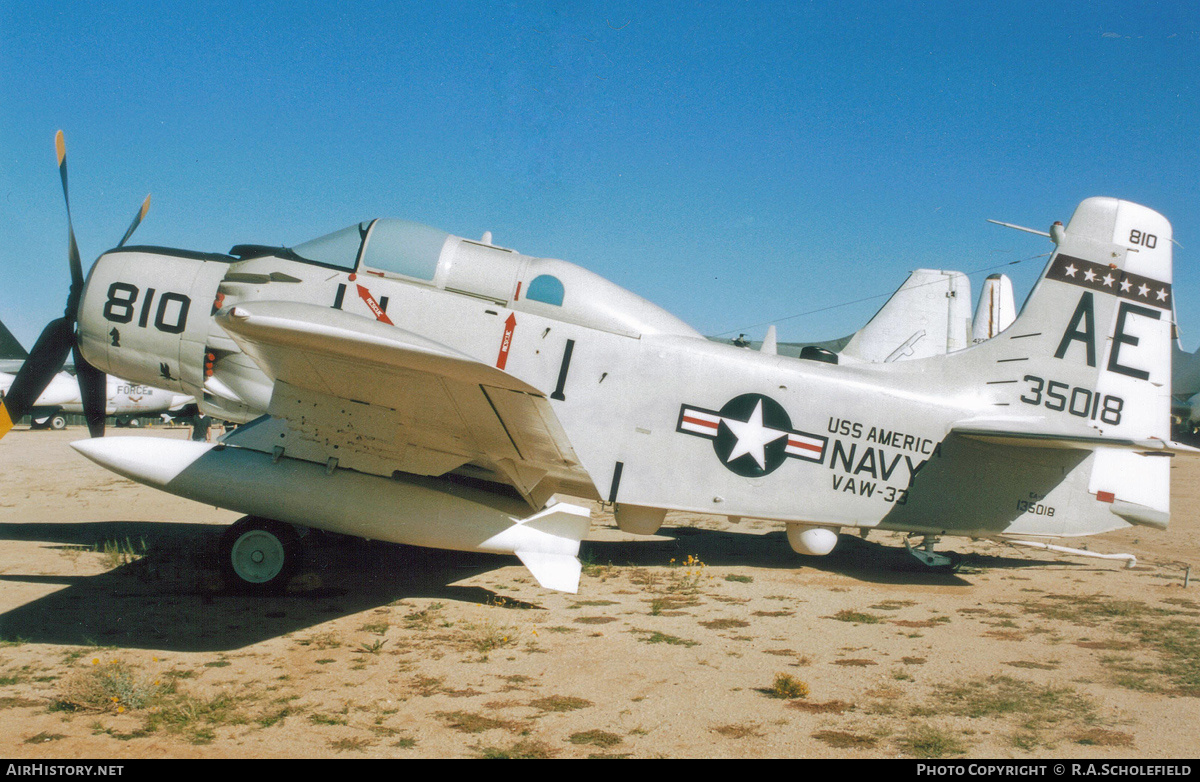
1;132;1188;593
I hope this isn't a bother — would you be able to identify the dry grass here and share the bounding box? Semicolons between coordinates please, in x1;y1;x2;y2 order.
813;730;878;749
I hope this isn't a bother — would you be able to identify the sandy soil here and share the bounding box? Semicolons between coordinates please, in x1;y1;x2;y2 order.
0;426;1197;759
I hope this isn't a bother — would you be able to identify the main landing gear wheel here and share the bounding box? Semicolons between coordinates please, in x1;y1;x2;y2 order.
220;516;299;593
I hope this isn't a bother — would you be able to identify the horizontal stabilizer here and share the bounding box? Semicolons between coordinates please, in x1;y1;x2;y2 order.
950;419;1200;455
1109;498;1170;530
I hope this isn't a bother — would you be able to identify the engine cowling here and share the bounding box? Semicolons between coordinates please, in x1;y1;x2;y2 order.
77;248;228;402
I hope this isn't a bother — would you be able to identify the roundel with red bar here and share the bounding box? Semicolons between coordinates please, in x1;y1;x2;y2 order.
676;393;827;477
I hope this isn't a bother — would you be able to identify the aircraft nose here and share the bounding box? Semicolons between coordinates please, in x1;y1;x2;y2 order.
77;249;229;397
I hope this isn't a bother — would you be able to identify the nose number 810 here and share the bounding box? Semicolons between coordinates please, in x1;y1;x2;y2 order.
102;282;192;335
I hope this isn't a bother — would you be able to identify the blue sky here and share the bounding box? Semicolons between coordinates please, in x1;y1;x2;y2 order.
2;1;1198;350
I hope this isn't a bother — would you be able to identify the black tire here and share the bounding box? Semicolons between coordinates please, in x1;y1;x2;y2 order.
49;415;67;431
219;516;299;594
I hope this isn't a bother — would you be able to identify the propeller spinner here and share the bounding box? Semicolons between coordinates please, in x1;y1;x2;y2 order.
0;132;150;439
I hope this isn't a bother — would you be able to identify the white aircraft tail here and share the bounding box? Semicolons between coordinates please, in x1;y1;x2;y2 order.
971;274;1016;342
841;269;972;363
960;198;1173;441
926;198;1176;535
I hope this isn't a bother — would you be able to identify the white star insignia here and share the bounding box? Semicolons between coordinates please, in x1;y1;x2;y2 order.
1120;279;1132;292
1084;268;1096;282
722;400;787;469
1064;264;1078;277
1138;283;1150;297
1102;274;1115;287
1157;288;1169;302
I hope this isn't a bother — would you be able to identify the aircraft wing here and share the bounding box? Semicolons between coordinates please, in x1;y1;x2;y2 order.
214;301;584;506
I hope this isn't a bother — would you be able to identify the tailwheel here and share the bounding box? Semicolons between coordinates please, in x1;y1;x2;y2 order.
220;516;299;593
904;535;961;573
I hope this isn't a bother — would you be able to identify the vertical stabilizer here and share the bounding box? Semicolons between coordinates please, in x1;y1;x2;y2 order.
945;198;1175;533
960;198;1173;441
840;269;972;362
761;325;778;355
0;320;28;361
971;274;1016;343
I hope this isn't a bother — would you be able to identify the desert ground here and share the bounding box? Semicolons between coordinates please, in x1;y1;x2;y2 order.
0;425;1197;759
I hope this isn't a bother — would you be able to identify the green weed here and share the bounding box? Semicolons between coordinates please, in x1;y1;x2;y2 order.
99;538;147;569
765;672;809;700
895;724;967;758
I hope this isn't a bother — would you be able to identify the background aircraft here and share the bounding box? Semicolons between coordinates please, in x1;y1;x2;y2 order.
1171;340;1200;431
0;318;33;374
720;269;1007;363
3;133;1188;595
0;370;194;429
730;236;1200;439
1;250;193;429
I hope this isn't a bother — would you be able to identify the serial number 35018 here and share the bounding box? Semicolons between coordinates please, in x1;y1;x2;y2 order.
1019;375;1123;425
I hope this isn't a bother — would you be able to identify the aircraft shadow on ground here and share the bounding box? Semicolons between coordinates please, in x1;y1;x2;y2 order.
0;520;1068;653
600;525;1070;586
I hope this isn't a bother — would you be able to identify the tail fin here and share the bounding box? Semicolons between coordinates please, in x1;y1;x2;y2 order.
0;320;28;361
482;502;591;593
939;198;1175;533
971;274;1016;343
958;197;1173;443
840;269;973;362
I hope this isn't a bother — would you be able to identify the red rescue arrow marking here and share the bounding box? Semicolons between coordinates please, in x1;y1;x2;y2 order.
496;312;517;369
356;284;394;325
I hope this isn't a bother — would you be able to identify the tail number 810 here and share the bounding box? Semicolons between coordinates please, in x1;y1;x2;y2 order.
1020;375;1123;425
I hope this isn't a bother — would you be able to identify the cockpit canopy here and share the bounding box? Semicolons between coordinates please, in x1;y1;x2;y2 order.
291;220;449;280
281;219;700;339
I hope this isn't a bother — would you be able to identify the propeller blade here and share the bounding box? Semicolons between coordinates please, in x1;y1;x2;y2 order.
56;130;85;316
117;194;151;248
73;344;107;438
11;131;145;441
0;318;74;438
